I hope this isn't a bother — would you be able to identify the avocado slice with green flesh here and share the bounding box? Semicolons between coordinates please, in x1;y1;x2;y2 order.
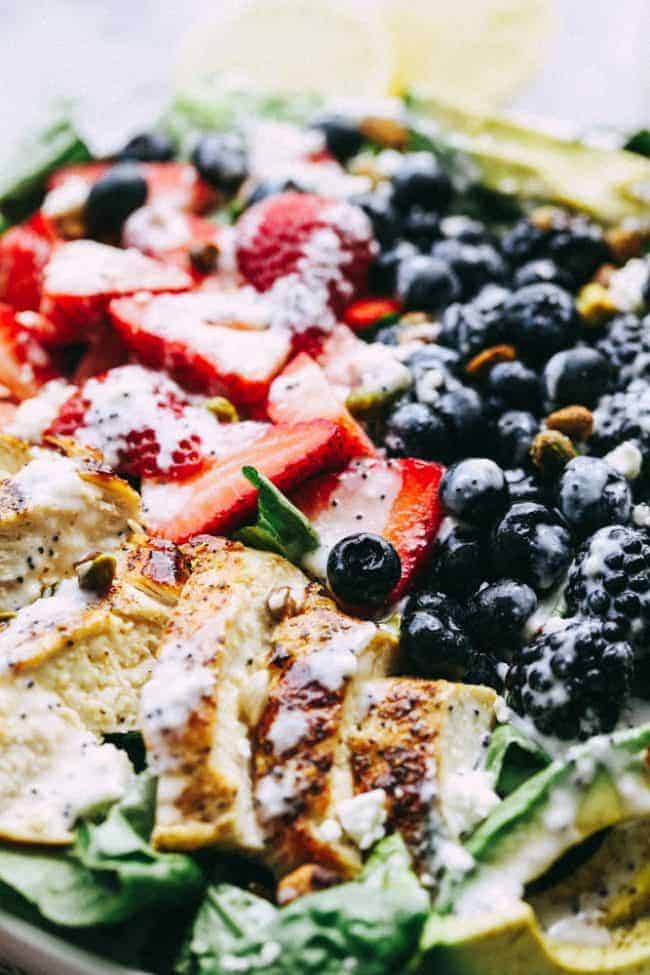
421;818;650;974
411;95;650;224
437;723;650;916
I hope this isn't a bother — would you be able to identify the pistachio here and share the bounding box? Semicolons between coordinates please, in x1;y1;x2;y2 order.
76;552;117;594
530;205;565;231
544;405;594;442
359;116;409;149
0;611;16;623
605;225;649;263
266;585;305;621
205;396;239;423
530;429;577;479
189;240;220;274
277;863;341;905
465;344;517;378
575;282;617;326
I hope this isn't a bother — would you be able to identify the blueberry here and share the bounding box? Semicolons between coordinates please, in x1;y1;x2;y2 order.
465;651;504;691
397;255;461;313
467;580;537;656
504;467;548;505
487;362;542;413
436;387;484;453
354;189;401;248
543;346;612;408
501;219;550;266
440;215;492;245
391;153;453;213
327;533;401;607
502;284;579;363
401;591;472;679
312;114;363;163
431;239;506;297
492;502;572;593
116;131;175;162
558;456;632;538
428;522;487;598
192;133;248;195
440;458;509;525
369;240;417;294
399;206;441;249
492;411;539;468
85;163;147;238
547;219;610;286
438;301;504;362
384;401;449;460
513;258;573;290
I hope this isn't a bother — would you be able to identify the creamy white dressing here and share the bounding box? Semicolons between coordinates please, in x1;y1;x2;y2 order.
608;258;649;313
302;460;402;578
10;452;91;512
6;379;75;441
122;201;193;254
44;240;189;296
335;788;387;850
266;709;311;755
603;440;643;479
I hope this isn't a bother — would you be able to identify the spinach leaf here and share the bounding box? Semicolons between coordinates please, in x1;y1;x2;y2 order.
0;773;204;927
178;834;429;975
236;466;319;563
486;723;550;797
0;112;90;224
624;129;650;158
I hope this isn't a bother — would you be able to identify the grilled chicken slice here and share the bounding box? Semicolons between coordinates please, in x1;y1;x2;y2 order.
0;677;132;844
346;679;498;878
142;539;398;862
0;535;188;734
252;588;398;879
0;440;140;612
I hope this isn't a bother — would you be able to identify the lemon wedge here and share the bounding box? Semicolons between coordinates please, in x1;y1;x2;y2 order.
176;0;395;98
384;0;554;107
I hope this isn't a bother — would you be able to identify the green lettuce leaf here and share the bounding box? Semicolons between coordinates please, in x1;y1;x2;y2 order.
0;111;90;224
624;129;650;158
236;466;319;563
0;773;204;927
178;834;429;975
486;723;551;797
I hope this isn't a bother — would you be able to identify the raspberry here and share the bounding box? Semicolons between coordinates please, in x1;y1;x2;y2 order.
235;191;376;312
506;617;634;740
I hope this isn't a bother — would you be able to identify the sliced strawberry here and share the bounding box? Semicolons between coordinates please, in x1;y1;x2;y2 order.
122;203;222;280
141;419;347;541
293;457;445;601
110;289;291;405
311;323;412;406
48;162;216;214
0;219;55;311
267;353;377;458
235;191;376;314
0;304;61;400
40;240;192;344
0;401;18;431
72;325;129;384
343;297;401;332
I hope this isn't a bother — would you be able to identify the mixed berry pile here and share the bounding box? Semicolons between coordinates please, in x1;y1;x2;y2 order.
1;113;649;745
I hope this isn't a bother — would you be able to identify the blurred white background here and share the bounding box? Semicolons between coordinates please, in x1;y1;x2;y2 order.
0;0;648;147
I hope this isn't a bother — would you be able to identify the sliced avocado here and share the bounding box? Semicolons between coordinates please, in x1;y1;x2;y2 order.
419;905;650;975
437;723;650;916
411;96;650;224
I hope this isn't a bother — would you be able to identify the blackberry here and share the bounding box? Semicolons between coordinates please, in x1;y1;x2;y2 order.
502;284;580;363
492;410;539;468
595;314;650;390
440;458;509;525
492;502;572;593
513;259;573;291
590;379;650;484
467;580;538;657
401;591;472;680
558;457;631;539
427;521;487;599
543;347;612;408
565;524;650;653
465;651;504;692
506;618;634;740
